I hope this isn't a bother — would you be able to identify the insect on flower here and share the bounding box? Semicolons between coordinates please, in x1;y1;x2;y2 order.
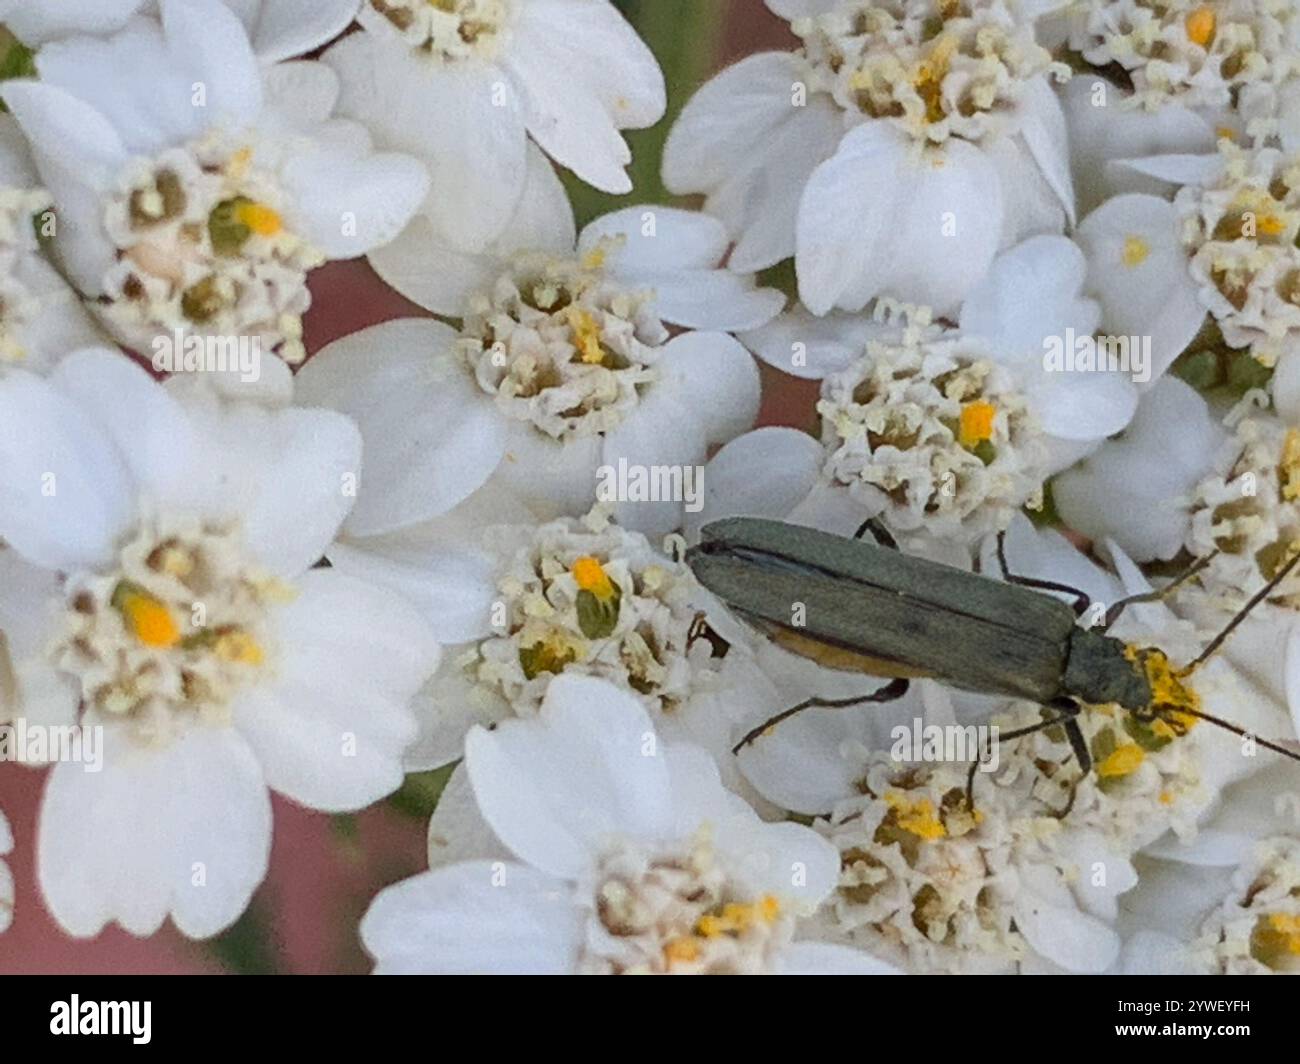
686;517;1300;814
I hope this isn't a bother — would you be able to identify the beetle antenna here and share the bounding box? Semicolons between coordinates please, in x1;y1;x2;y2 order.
1160;705;1300;763
1179;546;1300;676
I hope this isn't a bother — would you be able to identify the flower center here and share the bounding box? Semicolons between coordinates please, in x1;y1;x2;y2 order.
815;311;1044;541
1066;0;1299;111
368;0;508;61
1186;416;1300;609
456;247;664;439
794;0;1067;144
52;516;291;745
101;140;322;363
1177;142;1300;365
1193;837;1300;973
462;517;723;715
577;830;794;975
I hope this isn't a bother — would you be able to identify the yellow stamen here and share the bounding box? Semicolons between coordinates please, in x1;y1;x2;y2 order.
1215;126;1236;142
233;200;283;237
662;937;701;965
694;895;781;938
1095;743;1145;778
1281;430;1300;501
213;630;265;667
914;36;957;124
1256;212;1287;238
958;400;996;449
1252;912;1300;965
1185;6;1216;48
571;556;616;601
566;308;605;364
116;586;181;649
1122;235;1150;267
883;791;947;840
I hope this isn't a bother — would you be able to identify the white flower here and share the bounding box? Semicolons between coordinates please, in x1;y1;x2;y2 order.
1059;0;1300;117
664;0;1075;315
1;0;360;59
0;0;428;375
702;300;1053;547
0;349;440;937
1053;375;1228;561
808;754;1137;974
331;512;784;804
1119;765;1300;973
1078;139;1300;384
0;808;11;933
0;116;103;375
361;673;897;974
295;197;779;541
322;0;665;251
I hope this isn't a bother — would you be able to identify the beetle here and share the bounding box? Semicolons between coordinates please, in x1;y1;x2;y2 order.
685;515;1300;809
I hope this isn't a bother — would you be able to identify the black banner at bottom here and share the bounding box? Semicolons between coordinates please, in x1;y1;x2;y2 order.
0;975;1290;1049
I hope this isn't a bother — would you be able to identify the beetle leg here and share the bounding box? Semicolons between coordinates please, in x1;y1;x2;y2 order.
1101;551;1217;630
686;612;730;659
994;531;1093;616
965;699;1086;814
731;676;909;754
853;517;898;550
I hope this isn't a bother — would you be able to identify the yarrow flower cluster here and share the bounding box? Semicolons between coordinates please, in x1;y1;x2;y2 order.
1;0;1300;984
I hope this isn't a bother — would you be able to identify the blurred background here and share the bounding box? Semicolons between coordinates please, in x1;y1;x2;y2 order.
0;0;813;974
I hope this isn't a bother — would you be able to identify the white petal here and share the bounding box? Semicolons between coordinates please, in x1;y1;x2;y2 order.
160;0;263;132
279;140;430;259
293;320;507;537
326;539;497;644
799;127;1003;316
234;570;434;810
1017;75;1075;225
656;331;760;447
38;720;271;938
777;940;903;974
796;122;901;315
5;0;142;44
663;51;810;195
326;34;526;249
1012;875;1120;973
186;399;362;577
0;365;134;571
1077;194;1206;378
1053;376;1225;561
741;307;884;380
426;761;515;867
690;427;822;538
246;0;359;62
369;144;571;314
505;0;663;193
51;348;198;505
464;674;673;880
361;862;579;974
600;390;707;539
1061;77;1216;215
516;0;664;128
581;205;728;274
959;234;1098;358
0;81;125;291
491;420;603;517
